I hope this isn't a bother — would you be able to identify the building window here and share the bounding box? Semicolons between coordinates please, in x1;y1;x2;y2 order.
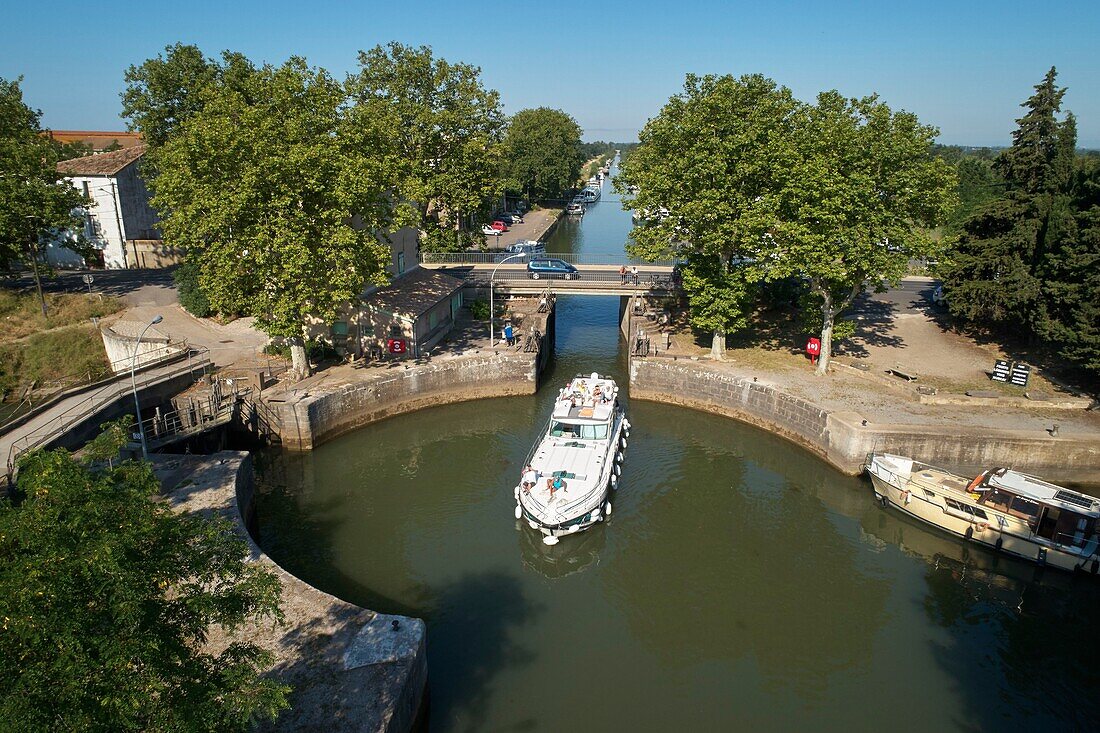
429;310;438;330
398;251;406;275
331;321;349;337
451;292;462;319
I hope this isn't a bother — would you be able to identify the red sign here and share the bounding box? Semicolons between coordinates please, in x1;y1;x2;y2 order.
387;338;407;355
805;337;821;365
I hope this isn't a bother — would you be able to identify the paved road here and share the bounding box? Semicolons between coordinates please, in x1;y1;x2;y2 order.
2;267;178;305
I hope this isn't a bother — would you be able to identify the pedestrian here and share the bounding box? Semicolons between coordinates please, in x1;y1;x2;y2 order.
631;265;639;285
504;322;514;346
619;264;627;285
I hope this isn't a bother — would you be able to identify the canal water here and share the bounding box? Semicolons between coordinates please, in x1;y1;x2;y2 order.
255;159;1100;731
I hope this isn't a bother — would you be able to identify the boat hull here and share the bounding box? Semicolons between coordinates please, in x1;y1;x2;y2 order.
868;472;1100;575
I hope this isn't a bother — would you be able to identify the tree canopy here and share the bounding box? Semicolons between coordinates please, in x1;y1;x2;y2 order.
502;107;586;202
619;74;955;368
145;57;397;377
0;77;87;275
0;427;288;731
941;67;1098;377
347;42;505;253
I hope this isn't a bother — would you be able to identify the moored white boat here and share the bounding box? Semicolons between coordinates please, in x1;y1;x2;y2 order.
866;453;1100;574
515;373;629;545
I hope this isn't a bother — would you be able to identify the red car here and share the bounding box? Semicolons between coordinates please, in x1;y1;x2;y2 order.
490;220;509;232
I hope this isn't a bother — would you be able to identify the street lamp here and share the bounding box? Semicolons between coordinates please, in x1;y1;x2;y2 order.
131;314;163;459
490;252;527;347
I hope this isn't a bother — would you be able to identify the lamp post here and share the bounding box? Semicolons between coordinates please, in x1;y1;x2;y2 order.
131;315;163;459
490;252;527;347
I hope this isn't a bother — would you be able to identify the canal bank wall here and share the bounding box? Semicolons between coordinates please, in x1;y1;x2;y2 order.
272;350;540;451
630;357;1100;484
154;451;427;733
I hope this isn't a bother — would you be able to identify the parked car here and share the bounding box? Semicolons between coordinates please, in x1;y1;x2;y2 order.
527;258;579;280
482;224;501;235
505;211;524;223
491;220;509;232
506;240;545;255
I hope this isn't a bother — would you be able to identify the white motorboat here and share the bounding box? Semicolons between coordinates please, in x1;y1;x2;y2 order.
580;186;601;203
515;373;629;545
866;453;1100;575
566;202;586;215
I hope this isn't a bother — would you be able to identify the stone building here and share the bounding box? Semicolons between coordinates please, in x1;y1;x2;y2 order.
52;144;164;268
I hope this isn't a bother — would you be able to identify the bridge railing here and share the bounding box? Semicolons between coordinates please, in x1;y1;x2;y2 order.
456;269;678;289
420;252;678;267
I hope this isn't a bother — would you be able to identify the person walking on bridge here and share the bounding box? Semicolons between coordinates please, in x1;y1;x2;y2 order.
631;265;639;286
619;265;627;285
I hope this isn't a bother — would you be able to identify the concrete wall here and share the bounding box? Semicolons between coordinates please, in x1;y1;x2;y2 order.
271;351;539;450
116;163;159;243
630;357;1100;484
100;323;185;373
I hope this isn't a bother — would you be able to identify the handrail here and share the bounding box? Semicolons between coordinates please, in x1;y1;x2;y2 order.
421;251;678;267
0;339;194;433
5;347;211;478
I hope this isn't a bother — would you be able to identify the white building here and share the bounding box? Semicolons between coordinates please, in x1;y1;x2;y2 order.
52;144;159;269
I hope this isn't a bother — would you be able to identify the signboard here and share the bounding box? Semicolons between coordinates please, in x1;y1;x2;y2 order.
1009;362;1031;387
991;359;1011;383
805;337;821;365
81;274;94;285
386;338;407;355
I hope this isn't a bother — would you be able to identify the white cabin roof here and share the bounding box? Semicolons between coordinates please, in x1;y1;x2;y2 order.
988;469;1100;516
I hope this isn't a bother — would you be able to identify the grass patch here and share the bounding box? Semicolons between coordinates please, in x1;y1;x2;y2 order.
0;290;123;343
0;324;111;400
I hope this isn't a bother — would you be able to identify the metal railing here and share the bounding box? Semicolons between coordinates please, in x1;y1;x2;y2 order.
460;270;678;290
5;347;211;480
1;339;192;433
421;251;678;267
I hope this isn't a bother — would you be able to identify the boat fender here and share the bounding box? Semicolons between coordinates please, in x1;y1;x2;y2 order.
616;452;623;464
515;504;522;520
593;506;601;519
624;428;630;438
614;464;621;477
879;494;889;508
514;486;520;501
543;535;559;546
995;537;1004;552
605;501;612;516
528;520;539;530
620;437;628;450
965;526;973;541
610;475;618;490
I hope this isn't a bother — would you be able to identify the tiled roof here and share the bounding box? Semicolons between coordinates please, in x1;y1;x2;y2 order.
45;130;143;150
364;267;464;318
57;143;146;176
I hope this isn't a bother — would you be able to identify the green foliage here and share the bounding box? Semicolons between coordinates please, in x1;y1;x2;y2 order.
467;298;491;321
679;256;756;338
502;107;586;201
0;77;87;272
0;439;288;731
620;73;955;367
941;67;1099;376
0;325;111;398
141;55;395;376
174;259;212;318
348;43;505;251
799;290;857;342
49;138;94;161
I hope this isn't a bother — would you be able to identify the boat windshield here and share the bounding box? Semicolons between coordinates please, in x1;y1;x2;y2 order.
550;421;609;440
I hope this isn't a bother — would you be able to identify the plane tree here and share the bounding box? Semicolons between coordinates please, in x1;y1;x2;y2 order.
149;58;397;378
617;73;800;359
754;91;957;374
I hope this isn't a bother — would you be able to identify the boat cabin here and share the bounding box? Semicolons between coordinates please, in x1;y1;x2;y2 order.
550;374;618;431
974;468;1099;548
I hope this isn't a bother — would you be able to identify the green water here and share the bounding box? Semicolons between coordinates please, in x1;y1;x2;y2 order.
254;159;1100;731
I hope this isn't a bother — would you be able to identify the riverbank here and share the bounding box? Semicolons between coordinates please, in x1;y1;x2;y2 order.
630;356;1100;485
154;451;427;732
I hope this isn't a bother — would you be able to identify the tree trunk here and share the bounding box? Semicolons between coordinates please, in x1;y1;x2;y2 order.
816;287;834;376
711;328;726;361
289;336;311;381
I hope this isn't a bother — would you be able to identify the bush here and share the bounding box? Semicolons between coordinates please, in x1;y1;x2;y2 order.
174;261;212;318
467;299;490;321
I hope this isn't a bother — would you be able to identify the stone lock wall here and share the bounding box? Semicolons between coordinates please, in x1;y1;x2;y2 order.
630;358;1100;484
273;351;538;451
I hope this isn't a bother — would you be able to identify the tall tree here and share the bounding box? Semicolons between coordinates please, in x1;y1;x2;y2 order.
0;77;87;313
503;107;586;202
617;74;800;358
347;42;505;253
941;68;1077;346
149;58;396;378
0;429;288;731
759;91;957;374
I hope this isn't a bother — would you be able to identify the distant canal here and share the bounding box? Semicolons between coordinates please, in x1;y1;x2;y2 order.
255;158;1100;732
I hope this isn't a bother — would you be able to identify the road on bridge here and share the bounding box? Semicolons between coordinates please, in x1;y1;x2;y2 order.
426;263;678;295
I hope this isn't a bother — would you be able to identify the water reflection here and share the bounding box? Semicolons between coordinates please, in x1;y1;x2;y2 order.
517;520;606;580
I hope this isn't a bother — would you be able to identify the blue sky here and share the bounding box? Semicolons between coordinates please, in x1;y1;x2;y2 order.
4;0;1099;146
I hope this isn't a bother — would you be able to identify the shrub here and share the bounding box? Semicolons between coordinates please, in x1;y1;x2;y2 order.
467;298;490;321
174;260;212;318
